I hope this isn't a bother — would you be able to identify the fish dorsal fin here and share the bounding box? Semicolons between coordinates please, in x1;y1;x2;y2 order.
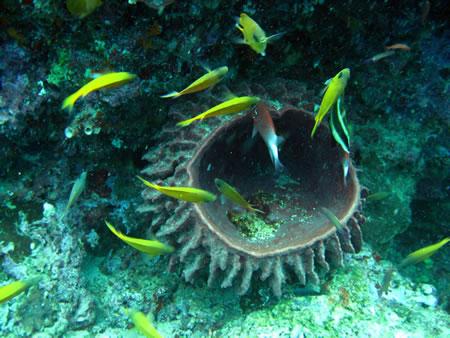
200;63;211;73
320;78;332;96
313;103;320;113
276;135;286;147
219;193;227;205
221;86;237;100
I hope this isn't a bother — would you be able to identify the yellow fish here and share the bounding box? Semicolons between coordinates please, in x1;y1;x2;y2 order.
319;207;345;231
235;13;284;56
161;66;228;98
177;96;260;127
379;237;449;296
0;278;39;304
399;237;449;268
105;221;174;256
311;68;350;138
61;171;87;220
125;308;163;338
366;191;392;201
137;176;216;203
62;72;136;112
214;178;263;213
66;0;103;19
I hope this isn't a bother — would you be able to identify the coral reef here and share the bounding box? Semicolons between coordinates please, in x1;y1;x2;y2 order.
0;42;58;176
0;0;449;336
139;80;365;296
214;245;450;338
0;205;95;336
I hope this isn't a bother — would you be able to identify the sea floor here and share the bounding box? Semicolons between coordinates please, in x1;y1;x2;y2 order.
1;207;449;338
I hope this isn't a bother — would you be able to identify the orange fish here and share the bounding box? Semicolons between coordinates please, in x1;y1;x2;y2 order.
385;43;411;51
364;51;395;63
252;103;285;171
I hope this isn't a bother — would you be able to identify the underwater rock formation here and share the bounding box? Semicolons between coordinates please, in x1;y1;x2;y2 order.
139;81;365;296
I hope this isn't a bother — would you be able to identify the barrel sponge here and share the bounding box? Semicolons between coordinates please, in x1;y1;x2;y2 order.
138;80;365;296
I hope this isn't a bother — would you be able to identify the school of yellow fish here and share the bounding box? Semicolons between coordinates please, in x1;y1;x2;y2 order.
1;6;443;338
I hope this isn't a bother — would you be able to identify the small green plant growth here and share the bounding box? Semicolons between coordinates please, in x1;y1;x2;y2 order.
229;211;280;242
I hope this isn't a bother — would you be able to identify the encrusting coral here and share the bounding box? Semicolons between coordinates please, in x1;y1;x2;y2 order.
138;80;365;296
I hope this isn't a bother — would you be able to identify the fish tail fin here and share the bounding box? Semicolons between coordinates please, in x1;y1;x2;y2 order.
61;92;79;112
105;220;116;233
269;143;285;172
160;91;180;99
266;31;286;43
25;275;42;287
274;135;286;172
311;120;320;138
122;307;131;317
136;175;159;191
274;157;285;172
59;209;68;222
250;205;265;214
176;117;197;127
105;220;123;239
60;196;75;221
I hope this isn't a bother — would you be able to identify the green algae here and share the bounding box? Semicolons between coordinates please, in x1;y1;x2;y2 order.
47;50;73;86
230;211;280;242
227;190;281;241
354;117;426;249
0;206;35;260
228;187;313;242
